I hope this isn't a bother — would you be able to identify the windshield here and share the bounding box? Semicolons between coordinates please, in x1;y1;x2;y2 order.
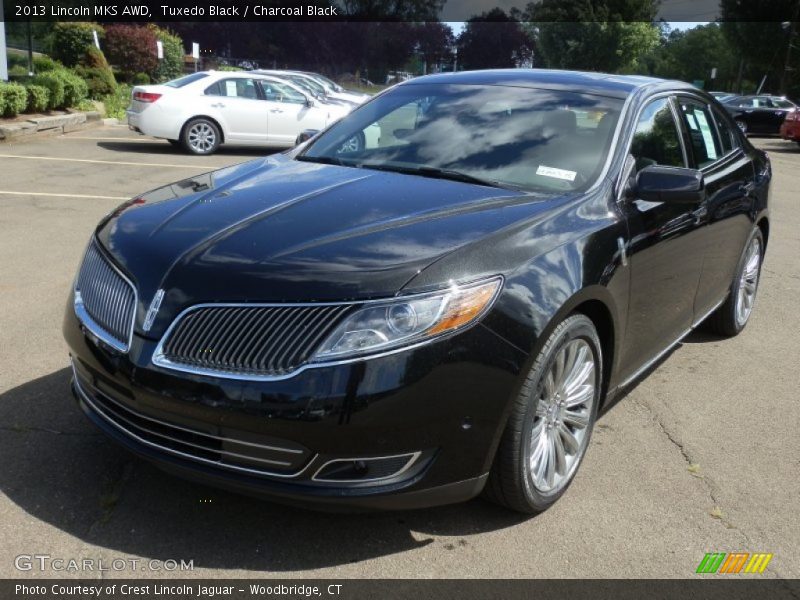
310;73;340;91
300;83;622;192
292;74;326;95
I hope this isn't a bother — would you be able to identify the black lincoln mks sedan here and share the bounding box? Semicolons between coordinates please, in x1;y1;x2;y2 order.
64;70;770;514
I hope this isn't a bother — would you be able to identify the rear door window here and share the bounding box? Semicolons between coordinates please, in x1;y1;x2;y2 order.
678;99;723;168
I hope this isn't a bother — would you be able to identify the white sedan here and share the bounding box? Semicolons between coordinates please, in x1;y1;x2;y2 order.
126;71;351;154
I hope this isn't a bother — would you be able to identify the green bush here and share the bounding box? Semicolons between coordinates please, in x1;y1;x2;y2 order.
102;84;132;120
32;73;65;110
8;65;29;78
131;72;151;85
24;84;50;113
51;22;105;67
76;46;117;99
217;65;243;72
54;70;89;107
33;55;60;72
75;66;117;99
0;82;29;118
149;25;185;82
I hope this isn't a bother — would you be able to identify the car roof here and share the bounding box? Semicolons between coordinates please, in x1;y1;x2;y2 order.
404;69;694;99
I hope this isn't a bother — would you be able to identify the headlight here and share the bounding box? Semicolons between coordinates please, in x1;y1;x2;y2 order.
311;277;502;362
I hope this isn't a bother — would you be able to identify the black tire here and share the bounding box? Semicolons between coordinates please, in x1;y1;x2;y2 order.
484;314;602;514
181;118;221;155
705;228;764;336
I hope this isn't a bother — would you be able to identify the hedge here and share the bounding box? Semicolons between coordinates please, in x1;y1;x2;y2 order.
54;70;89;107
24;84;50;113
32;73;65;110
0;82;29;118
51;23;105;67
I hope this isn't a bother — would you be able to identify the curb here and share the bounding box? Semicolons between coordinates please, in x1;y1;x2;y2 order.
0;111;104;144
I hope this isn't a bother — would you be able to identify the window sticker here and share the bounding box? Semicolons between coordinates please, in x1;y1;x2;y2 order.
225;80;238;97
694;111;718;160
536;165;577;181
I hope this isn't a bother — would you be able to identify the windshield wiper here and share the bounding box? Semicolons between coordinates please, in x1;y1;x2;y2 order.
357;163;517;190
295;155;349;166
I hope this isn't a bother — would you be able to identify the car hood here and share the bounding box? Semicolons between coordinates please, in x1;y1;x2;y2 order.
95;155;571;337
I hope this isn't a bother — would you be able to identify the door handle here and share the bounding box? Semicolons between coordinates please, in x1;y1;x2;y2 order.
691;205;708;225
270;108;284;114
740;181;756;196
210;102;225;108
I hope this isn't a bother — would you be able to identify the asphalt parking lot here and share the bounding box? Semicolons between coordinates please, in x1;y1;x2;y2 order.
0;127;798;579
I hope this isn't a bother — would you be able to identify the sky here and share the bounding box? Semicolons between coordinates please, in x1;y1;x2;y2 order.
445;21;709;36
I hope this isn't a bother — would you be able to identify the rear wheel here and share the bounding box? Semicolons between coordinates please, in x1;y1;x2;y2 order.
485;314;601;514
705;228;764;336
181;118;221;155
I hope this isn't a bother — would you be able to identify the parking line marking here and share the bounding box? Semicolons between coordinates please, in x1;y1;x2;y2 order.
0;153;201;169
0;190;129;200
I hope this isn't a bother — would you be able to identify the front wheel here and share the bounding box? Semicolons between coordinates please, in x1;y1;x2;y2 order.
705;228;764;336
181;118;221;155
484;314;601;514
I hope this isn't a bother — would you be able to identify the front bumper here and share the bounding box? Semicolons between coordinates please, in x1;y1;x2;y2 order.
64;304;526;510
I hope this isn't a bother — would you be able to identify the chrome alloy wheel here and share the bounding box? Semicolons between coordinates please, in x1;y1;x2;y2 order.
187;122;217;153
529;338;596;493
735;236;761;327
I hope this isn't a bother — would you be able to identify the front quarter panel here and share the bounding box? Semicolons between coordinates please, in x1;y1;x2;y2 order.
403;180;629;395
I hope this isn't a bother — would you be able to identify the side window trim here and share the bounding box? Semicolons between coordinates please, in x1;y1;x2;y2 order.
667;95;691;168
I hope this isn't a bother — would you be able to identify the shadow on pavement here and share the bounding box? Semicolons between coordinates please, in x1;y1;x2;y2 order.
96;141;282;158
0;369;527;572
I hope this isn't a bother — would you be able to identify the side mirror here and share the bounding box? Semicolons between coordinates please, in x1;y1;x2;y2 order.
305;97;315;108
633;165;704;204
295;129;320;145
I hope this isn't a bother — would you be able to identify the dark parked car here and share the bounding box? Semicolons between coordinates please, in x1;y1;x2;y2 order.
65;70;770;514
723;94;797;134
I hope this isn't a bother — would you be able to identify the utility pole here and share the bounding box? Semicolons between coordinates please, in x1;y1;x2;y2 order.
780;3;800;95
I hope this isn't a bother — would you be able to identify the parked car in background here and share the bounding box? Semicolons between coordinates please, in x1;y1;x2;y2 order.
69;70;769;514
298;71;371;104
708;91;735;103
251;70;358;108
260;70;369;105
779;107;800;144
722;94;798;134
126;71;350;154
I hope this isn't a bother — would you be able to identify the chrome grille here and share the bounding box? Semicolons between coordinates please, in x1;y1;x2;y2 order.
75;242;136;351
157;304;352;377
72;368;312;478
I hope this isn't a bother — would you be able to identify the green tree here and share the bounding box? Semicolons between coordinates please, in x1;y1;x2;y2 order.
149;26;185;83
721;0;799;95
457;8;535;70
527;0;659;73
643;24;738;89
